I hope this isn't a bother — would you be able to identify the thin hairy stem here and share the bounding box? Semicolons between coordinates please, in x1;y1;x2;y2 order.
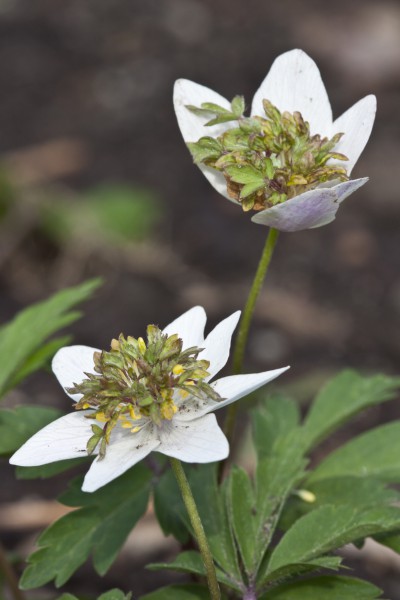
170;458;221;600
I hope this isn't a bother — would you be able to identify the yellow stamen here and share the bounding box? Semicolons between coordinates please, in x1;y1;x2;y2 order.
173;364;184;375
295;489;316;503
160;400;178;420
131;426;142;433
129;405;141;420
96;412;108;422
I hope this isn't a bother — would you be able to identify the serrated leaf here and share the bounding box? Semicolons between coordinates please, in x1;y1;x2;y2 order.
263;575;382;599
140;583;226;600
309;421;400;483
258;556;342;587
187;137;222;163
147;550;240;591
252;394;300;458
0;406;62;455
227;467;257;576
302;370;400;451
16;457;89;479
253;434;307;569
0;278;101;398
20;464;151;588
266;504;400;576
280;476;400;532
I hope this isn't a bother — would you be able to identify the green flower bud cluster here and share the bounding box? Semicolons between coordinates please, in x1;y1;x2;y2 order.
67;326;221;458
187;97;349;211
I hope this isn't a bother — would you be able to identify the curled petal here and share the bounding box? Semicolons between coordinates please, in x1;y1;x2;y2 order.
158;413;229;463
251;49;332;136
52;345;98;401
251;188;339;231
331;95;376;175
200;311;241;380
82;424;159;492
333;177;369;203
10;412;93;465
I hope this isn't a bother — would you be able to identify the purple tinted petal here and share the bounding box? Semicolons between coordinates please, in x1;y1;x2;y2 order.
332;178;369;203
251;189;339;232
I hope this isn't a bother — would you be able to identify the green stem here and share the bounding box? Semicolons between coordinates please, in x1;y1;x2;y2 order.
170;458;221;600
0;542;25;600
224;227;280;442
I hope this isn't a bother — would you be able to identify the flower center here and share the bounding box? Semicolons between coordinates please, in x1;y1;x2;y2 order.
68;326;221;458
186;96;349;212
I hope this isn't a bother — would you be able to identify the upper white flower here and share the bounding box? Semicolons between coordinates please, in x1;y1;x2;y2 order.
173;49;376;232
10;307;288;492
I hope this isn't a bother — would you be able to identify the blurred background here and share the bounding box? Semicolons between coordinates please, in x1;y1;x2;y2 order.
0;0;400;597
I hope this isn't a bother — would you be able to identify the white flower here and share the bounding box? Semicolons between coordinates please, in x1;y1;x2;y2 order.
174;49;376;232
10;307;288;492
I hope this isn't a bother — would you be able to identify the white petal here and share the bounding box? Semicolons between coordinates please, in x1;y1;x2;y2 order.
158;414;228;463
163;306;207;349
331;95;376;175
173;78;236;202
200;311;241;380
251;49;332;136
82;424;160;492
251;188;339;232
207;367;290;413
332;177;369;204
10;412;93;466
52;345;99;401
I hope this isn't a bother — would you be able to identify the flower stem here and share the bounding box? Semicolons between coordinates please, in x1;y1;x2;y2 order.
0;542;25;600
224;227;280;442
170;458;221;600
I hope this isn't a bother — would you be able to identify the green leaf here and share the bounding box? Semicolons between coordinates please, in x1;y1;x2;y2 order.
147;550;240;591
258;556;342;587
187;137;222;163
253;434;307;570
263;575;382;599
56;595;79;600
302;370;400;451
20;464;151;588
240;181;265;199
225;165;264;185
0;406;62;455
154;470;189;544
309;421;400;483
226;467;257;575
154;464;240;579
140;583;225;600
0;278;101;397
231;95;245;118
280;476;400;532
16;457;89;479
252;394;300;458
4;335;71;392
98;591;132;600
266;504;400;576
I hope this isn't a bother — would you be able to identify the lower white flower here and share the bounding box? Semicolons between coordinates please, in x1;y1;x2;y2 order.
10;306;288;492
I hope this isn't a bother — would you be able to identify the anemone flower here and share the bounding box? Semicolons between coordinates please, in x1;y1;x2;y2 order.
10;307;288;492
174;49;376;232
